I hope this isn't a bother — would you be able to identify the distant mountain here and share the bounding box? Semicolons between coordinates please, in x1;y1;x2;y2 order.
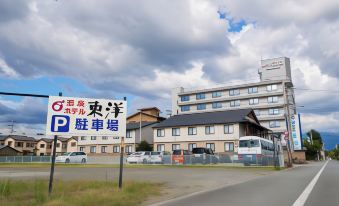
321;132;339;150
302;132;339;150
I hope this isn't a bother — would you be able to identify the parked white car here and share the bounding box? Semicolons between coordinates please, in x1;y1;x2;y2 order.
149;151;171;164
56;152;87;163
126;151;151;164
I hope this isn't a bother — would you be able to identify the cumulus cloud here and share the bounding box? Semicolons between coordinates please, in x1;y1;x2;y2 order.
0;0;339;133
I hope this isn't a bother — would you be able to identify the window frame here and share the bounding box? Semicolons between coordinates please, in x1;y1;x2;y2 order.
196;93;206;100
224;124;234;134
229;89;240;96
188;127;197;135
188;143;197;151
248;87;258;94
212;91;222;98
230;100;241;107
206;143;215;151
172;128;180;136
268;96;279;103
249;98;259;105
224;142;234;152
172;144;181;151
212;102;222;109
181;95;190;102
205;126;215;135
197;103;206;110
181;105;190;112
157;129;165;137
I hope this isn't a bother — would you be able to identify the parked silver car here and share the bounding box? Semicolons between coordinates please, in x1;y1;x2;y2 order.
55;152;87;163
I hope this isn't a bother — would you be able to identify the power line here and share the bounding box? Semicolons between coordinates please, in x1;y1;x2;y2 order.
294;88;339;93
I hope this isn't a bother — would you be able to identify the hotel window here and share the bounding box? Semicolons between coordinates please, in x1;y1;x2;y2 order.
91;136;96;140
229;89;240;96
188;127;197;135
267;84;278;91
125;145;133;153
181;95;190;102
90;146;96;153
172;144;181;151
268;96;279;103
102;136;108;140
254;110;260;116
197;104;206;110
212;91;222;98
81;136;86;140
249;98;259;105
224;124;234;134
269;108;280;115
188;143;197;151
157;129;165;137
181;105;190;112
269;121;281;128
126;131;132;138
79;147;85;152
157;144;165;152
225;142;234;152
212;102;222;109
248;87;258;94
196;93;205;100
230;100;240;107
206;143;215;151
205;126;215;134
101;146;107;153
113;146;120;153
172;128;180;136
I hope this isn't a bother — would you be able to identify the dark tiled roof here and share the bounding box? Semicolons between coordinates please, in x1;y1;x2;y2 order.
0;145;21;152
127;121;158;130
7;135;36;142
0;135;7;141
153;109;255;128
38;137;70;143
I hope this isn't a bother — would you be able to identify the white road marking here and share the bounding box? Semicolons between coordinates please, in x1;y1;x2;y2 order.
292;160;329;206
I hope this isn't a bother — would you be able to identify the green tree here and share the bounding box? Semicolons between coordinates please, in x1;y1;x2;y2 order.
304;129;323;160
136;140;153;151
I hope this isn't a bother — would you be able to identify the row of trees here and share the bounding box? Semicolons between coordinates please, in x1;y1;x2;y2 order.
326;147;339;160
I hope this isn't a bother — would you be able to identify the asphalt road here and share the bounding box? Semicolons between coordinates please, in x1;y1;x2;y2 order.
154;161;338;206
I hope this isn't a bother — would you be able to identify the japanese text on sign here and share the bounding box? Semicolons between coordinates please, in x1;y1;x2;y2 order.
46;96;126;136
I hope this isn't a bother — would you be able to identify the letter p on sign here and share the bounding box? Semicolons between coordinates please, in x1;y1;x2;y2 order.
51;115;70;132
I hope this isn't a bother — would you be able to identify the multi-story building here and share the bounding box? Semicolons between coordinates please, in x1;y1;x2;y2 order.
77;121;158;155
77;107;165;155
2;135;37;155
153;109;271;153
171;57;296;148
36;137;78;156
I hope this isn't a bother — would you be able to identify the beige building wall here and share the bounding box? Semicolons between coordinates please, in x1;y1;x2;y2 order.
36;140;52;156
127;114;158;123
4;137;36;153
67;139;78;153
154;123;240;153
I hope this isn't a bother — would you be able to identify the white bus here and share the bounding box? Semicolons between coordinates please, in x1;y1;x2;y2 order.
238;136;275;165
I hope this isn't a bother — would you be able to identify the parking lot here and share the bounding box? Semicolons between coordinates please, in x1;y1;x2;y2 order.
0;165;275;204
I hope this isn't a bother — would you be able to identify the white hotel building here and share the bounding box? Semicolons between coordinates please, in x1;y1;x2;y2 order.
171;57;296;146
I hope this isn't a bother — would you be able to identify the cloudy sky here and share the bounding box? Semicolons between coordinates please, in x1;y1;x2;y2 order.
0;0;339;136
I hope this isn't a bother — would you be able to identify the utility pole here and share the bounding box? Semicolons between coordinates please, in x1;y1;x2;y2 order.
8;120;15;134
310;130;320;161
284;85;293;167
